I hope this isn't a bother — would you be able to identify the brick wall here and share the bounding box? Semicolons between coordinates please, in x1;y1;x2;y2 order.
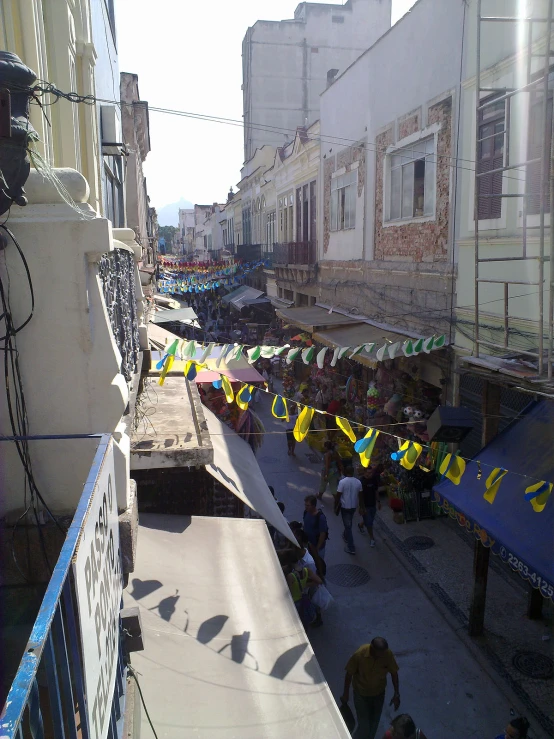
374;97;452;263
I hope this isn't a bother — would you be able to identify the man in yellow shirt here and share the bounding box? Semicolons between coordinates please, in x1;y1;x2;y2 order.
341;636;400;739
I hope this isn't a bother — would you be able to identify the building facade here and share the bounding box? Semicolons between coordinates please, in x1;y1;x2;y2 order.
242;0;392;160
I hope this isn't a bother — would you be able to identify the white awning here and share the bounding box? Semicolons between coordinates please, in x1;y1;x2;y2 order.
151;307;198;324
126;514;351;738
202;407;296;546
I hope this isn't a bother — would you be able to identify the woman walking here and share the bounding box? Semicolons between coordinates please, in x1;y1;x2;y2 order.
318;441;343;500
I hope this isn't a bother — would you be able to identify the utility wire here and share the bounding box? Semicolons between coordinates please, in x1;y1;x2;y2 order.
23;81;533;186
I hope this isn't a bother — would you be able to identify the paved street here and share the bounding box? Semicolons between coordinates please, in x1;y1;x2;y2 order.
254;388;518;739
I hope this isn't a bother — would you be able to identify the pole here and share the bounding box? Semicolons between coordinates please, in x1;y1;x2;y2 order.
474;0;482;357
468;380;500;636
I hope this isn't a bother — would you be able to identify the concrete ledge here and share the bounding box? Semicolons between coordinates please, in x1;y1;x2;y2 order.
119;480;139;575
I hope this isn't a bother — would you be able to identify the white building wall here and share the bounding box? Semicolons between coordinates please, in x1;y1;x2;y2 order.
319;0;467;263
242;0;392;159
0;170;143;517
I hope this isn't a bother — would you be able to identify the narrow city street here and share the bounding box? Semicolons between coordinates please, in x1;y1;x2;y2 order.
254;387;517;739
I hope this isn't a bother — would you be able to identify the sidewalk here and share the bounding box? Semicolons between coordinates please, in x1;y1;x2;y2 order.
375;505;554;737
254;387;551;739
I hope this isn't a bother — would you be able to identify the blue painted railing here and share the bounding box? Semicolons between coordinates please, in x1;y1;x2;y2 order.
0;434;126;739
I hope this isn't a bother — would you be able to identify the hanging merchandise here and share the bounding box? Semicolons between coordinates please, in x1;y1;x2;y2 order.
366;381;380;416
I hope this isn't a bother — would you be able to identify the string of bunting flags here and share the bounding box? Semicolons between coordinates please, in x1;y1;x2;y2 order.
157;260;268;294
155;338;552;513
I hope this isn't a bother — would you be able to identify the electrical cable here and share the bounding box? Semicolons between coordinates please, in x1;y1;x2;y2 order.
20;80;534;187
127;665;159;739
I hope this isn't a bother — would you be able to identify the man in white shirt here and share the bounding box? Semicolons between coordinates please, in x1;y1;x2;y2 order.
336;466;362;555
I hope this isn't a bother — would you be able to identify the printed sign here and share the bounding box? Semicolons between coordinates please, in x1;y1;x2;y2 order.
73;440;123;739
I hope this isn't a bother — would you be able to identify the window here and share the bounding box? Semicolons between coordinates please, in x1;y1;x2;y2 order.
331;170;357;230
242;206;252;244
265;211;276;245
527;71;553;215
278;193;294;241
477;96;505;220
386;138;435;222
103;155;124;227
295;180;316;241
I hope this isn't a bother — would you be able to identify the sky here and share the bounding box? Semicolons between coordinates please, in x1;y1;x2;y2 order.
117;0;417;222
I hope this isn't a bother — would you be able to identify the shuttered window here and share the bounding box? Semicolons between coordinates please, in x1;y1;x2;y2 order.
527;72;553;215
477;96;505;220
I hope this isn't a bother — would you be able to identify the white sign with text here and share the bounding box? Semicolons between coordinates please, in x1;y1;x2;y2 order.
73;440;123;739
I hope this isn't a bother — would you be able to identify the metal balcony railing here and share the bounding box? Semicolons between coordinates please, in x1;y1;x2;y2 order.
1;435;127;739
236;243;263;262
273;241;316;265
98;247;141;382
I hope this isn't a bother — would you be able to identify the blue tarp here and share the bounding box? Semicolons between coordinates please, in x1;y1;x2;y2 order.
433;400;554;600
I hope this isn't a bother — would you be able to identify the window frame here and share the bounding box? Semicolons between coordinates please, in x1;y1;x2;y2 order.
383;128;439;226
330;169;357;231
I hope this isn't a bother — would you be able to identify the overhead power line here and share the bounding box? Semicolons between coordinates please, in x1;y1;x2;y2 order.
24;81;533;186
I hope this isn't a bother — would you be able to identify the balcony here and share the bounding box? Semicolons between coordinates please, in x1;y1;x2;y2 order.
236;243;263;262
273;241;316;266
1;435;128;739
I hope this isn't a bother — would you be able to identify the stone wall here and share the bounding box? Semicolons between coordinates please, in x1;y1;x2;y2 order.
374;97;452;263
317;259;454;338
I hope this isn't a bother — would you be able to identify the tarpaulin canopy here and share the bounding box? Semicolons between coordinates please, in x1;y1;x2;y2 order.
151;307;198;324
126;514;351;738
202;407;296;546
222;285;259;305
275;305;360;333
433;401;554;600
227;286;264;311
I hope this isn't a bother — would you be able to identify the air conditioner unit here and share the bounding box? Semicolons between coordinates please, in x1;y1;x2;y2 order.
101;105;123;154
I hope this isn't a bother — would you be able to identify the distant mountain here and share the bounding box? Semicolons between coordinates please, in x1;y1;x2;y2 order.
156;197;194;226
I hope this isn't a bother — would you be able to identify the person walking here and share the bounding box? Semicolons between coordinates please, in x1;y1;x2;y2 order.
494;716;530;739
318;441;343;500
336;466;362;555
383;714;427;739
358;464;384;547
303;495;329;560
342;636;400;739
286;404;298;456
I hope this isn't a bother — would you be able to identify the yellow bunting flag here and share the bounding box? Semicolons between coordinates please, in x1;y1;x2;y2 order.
183;360;197;381
524;480;553;513
354;428;380;468
439;453;467;485
236;384;253;411
272;395;289;421
391;440;423;470
221;375;234;404
336;416;356;443
293;406;314;442
483;467;508;504
158;354;174;386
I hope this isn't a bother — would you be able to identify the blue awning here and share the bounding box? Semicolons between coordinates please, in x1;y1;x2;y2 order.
433;400;554;600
